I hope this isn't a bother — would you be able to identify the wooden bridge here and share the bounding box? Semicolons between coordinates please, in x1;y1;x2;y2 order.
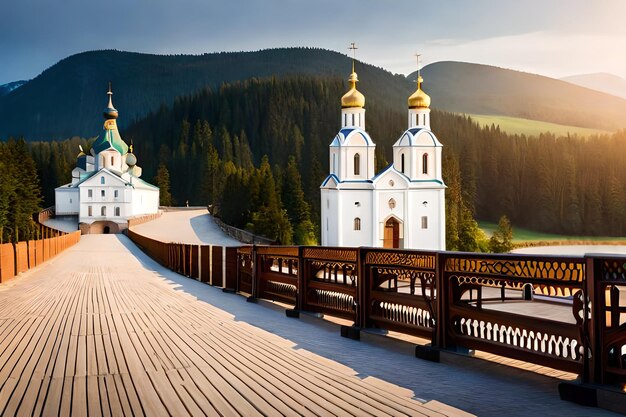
0;235;467;417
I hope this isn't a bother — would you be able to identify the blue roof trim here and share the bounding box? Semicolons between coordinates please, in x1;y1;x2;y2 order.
321;174;340;187
410;179;444;185
394;128;441;147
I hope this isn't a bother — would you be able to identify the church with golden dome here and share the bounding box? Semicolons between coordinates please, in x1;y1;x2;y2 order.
54;86;160;233
320;53;446;250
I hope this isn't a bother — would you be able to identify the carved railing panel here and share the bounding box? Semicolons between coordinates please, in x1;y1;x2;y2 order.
443;254;587;373
364;249;437;338
258;250;299;305
302;247;358;321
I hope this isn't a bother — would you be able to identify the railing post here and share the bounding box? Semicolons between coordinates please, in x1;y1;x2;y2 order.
434;251;448;349
584;256;602;384
296;246;306;312
248;245;258;301
357;247;369;329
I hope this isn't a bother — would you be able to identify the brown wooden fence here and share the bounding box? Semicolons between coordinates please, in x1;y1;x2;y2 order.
233;245;626;387
0;225;81;283
124;229;626;388
126;230;238;289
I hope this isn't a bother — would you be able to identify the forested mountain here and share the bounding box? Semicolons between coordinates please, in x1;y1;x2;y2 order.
3;48;626;140
417;62;626;131
0;48;410;140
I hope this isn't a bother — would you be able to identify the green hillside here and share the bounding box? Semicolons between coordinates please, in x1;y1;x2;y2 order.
467;114;608;136
417;61;626;131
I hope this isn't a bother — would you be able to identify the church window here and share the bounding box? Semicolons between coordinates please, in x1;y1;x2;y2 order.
101;206;106;216
114;190;119;198
111;156;114;166
344;114;347;126
401;153;405;173
351;114;355;125
88;189;93;198
421;216;428;229
333;154;336;173
354;153;360;175
354;217;361;231
100;176;105;184
115;207;120;216
101;190;106;197
422;153;428;174
88;206;92;216
388;198;396;209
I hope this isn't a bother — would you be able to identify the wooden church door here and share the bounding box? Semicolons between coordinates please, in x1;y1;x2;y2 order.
384;218;400;248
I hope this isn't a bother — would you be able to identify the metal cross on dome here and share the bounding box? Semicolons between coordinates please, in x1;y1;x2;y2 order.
415;53;422;79
349;42;358;72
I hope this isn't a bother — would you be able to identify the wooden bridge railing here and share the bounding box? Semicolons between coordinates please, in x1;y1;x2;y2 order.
233;245;626;387
0;210;81;283
124;231;626;388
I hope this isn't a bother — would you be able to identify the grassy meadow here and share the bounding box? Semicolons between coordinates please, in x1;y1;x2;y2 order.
467;114;609;137
478;221;626;247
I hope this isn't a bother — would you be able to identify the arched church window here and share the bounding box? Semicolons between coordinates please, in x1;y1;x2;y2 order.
100;176;105;185
101;206;106;216
351;114;355;126
354;153;360;175
421;216;428;229
422;153;428;174
388;198;396;209
354;217;361;231
401;153;405;173
115;207;120;216
111;156;114;166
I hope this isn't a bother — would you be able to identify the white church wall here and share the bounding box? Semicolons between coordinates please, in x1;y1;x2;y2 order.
406;189;445;250
129;188;160;217
321;189;340;246
55;188;80;215
338;189;373;247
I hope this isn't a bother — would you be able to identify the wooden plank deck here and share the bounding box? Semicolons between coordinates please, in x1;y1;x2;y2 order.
0;235;470;417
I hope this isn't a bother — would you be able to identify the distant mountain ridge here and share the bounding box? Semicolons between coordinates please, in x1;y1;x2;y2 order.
0;80;27;97
415;62;626;131
2;49;626;140
560;72;626;100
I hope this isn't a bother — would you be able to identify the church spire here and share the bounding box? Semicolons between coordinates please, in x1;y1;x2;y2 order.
407;54;431;128
103;82;119;120
341;42;365;109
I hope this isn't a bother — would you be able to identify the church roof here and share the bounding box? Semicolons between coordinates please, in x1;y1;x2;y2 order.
330;127;375;147
394;127;442;148
92;127;129;155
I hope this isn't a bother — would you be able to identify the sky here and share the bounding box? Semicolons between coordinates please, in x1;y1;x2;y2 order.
1;0;625;85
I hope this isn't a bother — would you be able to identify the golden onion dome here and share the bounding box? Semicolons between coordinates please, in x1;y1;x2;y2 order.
341;72;365;108
408;75;431;109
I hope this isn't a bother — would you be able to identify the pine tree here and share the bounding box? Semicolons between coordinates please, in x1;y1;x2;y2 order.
154;164;173;206
489;215;513;253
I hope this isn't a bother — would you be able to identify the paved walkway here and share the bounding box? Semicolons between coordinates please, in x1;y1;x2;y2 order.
131;209;242;246
0;235;473;417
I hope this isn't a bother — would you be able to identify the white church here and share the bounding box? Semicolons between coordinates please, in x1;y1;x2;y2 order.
321;59;446;250
55;87;159;234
